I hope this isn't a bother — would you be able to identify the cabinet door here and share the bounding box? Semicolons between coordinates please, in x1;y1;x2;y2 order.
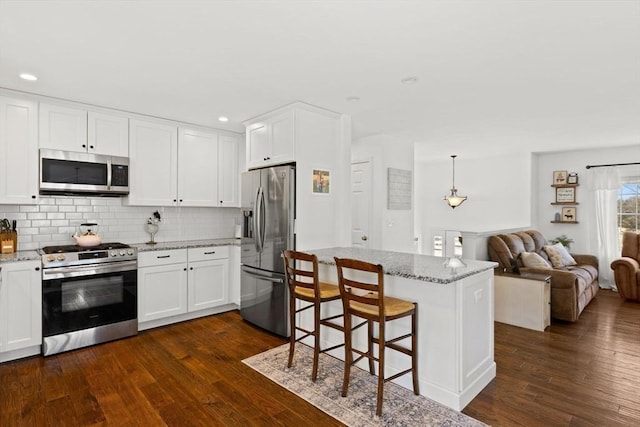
218;134;239;207
138;263;188;322
188;259;229;312
178;128;218;207
128;119;178;206
39;103;88;152
88;111;129;157
246;122;270;169
0;96;38;204
269;110;295;165
0;260;42;353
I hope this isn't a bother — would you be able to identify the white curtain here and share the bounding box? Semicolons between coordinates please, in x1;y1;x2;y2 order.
586;167;621;287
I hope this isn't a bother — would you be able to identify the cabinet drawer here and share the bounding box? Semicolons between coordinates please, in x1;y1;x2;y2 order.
188;246;229;262
138;249;187;267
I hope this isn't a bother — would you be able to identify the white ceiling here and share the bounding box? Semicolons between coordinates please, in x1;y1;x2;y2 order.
1;1;639;160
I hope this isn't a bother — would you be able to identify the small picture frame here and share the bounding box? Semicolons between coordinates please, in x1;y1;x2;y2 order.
567;173;578;184
562;207;577;222
312;169;330;195
556;187;576;203
553;170;568;185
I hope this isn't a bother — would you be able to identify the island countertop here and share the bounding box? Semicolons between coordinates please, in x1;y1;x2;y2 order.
306;247;498;284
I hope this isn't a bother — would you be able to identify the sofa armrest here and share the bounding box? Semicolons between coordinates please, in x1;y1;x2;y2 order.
571;254;599;269
520;267;577;289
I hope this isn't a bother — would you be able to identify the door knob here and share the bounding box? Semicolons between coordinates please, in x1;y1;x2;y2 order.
361;235;368;241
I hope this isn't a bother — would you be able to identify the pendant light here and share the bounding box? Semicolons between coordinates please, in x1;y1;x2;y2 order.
444;155;467;209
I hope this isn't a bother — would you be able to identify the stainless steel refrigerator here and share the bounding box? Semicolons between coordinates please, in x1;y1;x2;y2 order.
240;165;295;337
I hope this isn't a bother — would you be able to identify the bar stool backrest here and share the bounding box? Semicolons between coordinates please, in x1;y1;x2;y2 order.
283;250;321;303
334;257;385;319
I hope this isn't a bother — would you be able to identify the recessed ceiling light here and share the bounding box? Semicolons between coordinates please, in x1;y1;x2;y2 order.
19;73;38;81
346;96;360;102
218;116;229;122
401;76;419;85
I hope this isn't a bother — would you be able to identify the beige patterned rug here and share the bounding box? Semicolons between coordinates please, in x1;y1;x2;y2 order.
243;344;488;427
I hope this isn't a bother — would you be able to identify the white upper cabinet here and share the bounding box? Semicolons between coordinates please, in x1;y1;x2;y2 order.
128;119;179;206
87;111;129;157
128;121;239;208
218;134;240;207
0;96;38;204
39;102;129;156
246;109;294;169
178;127;219;207
39;103;88;152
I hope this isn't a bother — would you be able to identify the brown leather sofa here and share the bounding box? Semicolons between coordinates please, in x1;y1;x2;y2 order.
610;231;640;302
488;230;599;322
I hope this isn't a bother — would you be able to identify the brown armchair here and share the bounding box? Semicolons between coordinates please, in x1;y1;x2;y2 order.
611;231;640;302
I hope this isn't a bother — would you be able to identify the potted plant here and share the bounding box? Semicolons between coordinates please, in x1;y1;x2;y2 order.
550;234;574;249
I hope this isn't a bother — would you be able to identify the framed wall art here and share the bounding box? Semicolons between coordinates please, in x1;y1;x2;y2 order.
312;169;330;195
553;170;567;185
562;207;577;222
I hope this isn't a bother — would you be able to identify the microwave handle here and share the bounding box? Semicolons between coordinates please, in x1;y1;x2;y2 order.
107;158;112;189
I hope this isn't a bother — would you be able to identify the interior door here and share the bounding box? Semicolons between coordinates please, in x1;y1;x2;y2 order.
351;160;372;248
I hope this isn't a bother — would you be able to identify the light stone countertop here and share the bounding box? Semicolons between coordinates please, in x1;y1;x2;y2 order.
0;250;41;263
132;238;241;252
307;247;498;284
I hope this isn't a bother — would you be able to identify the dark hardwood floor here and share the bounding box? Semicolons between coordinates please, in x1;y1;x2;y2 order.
1;289;638;426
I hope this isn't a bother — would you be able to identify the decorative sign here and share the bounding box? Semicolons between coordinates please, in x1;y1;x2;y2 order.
556;187;576;203
387;168;412;210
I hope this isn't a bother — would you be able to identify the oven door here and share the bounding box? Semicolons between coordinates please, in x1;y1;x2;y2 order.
42;261;137;338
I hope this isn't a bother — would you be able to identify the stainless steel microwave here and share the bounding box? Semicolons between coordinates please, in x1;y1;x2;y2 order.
39;149;129;196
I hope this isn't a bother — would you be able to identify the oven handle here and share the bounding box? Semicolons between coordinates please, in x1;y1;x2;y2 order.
42;260;137;280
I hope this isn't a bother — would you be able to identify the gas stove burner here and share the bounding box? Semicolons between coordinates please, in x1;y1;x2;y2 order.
42;242;131;254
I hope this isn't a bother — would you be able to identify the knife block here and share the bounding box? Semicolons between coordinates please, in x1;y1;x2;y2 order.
1;231;17;253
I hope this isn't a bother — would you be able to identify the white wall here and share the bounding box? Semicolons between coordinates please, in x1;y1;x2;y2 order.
0;197;240;251
415;151;532;255
534;145;640;255
352;135;415;253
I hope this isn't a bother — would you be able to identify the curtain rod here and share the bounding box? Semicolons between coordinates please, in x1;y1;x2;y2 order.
585;162;640;169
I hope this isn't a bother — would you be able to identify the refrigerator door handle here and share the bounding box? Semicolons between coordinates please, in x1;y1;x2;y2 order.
254;186;263;252
258;186;267;251
242;269;285;284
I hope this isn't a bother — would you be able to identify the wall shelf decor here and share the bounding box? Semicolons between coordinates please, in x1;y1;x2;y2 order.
550;183;579;223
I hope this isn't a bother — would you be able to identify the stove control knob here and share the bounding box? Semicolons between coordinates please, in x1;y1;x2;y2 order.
119;250;126;256
127;249;134;255
110;250;117;257
56;254;65;261
46;255;55;263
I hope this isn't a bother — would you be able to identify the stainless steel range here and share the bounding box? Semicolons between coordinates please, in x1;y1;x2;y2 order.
40;243;138;356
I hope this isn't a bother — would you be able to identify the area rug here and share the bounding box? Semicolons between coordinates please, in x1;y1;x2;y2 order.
242;344;487;427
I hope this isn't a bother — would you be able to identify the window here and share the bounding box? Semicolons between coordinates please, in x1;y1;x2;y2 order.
617;181;640;234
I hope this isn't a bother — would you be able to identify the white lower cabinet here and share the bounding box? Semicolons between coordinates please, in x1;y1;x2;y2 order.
138;246;232;330
138;249;188;323
0;260;42;362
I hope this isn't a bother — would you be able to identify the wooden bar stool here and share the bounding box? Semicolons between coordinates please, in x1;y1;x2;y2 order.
283;250;344;381
334;257;419;416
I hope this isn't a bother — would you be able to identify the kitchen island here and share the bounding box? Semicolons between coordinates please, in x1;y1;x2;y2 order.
301;247;498;411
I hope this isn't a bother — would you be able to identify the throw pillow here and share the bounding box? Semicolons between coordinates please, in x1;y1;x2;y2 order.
520;252;552;269
544;243;577;268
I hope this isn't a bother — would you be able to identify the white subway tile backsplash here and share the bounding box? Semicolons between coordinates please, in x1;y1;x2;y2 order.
1;196;240;250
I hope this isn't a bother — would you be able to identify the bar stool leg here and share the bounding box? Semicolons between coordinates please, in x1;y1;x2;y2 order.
411;307;419;395
367;320;375;375
311;302;321;381
376;320;386;416
287;293;296;368
341;314;352;397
